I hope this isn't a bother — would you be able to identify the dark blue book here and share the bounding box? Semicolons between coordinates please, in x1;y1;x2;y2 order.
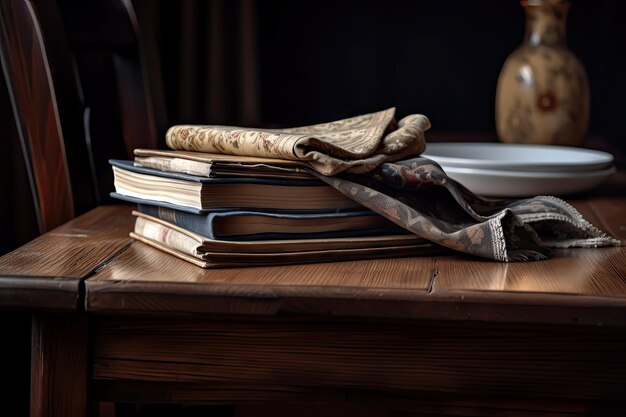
136;203;406;240
110;159;361;211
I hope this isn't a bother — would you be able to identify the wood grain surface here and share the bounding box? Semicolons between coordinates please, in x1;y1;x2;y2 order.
569;196;626;242
0;206;133;310
91;316;626;402
79;197;626;325
231;402;594;417
434;247;626;296
31;314;88;417
0;0;74;232
83;194;626;410
0;188;620;413
85;247;626;325
94;380;601;416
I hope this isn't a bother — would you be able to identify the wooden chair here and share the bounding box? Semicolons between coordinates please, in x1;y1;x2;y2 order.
0;0;163;415
0;0;164;235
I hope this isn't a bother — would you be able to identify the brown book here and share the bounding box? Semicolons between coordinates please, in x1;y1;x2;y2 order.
134;148;312;180
130;211;443;268
111;159;360;211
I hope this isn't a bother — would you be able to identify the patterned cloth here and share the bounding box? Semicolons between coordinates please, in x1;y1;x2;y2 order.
311;158;620;261
166;108;429;175
165;109;620;261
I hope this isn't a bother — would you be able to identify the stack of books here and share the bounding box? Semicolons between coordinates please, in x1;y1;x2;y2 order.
110;149;437;267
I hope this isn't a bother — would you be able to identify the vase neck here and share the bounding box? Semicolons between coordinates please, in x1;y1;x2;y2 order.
523;2;569;47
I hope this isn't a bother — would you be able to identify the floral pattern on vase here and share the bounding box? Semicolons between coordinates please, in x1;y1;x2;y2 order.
496;0;589;146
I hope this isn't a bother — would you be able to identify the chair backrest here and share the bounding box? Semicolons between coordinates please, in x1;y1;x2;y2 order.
0;0;165;234
0;0;75;232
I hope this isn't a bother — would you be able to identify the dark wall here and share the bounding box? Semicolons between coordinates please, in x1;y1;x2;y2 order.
253;0;625;150
257;0;524;129
155;0;625;150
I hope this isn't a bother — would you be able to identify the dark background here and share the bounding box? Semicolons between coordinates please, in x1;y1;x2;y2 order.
0;1;625;415
256;0;624;137
159;0;626;142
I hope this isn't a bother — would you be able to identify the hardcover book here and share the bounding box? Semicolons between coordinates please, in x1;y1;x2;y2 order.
110;160;360;211
131;211;440;268
136;203;406;240
133;148;312;180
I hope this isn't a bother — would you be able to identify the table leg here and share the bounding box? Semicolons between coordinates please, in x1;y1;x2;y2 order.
31;314;88;417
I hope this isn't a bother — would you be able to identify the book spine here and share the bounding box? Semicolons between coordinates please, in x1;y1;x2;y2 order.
137;204;215;239
134;217;203;258
135;156;213;177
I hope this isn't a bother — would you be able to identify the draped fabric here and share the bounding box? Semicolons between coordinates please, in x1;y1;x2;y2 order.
166;108;429;175
310;158;620;261
164;109;620;261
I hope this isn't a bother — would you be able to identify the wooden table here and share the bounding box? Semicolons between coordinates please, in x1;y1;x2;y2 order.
1;189;625;416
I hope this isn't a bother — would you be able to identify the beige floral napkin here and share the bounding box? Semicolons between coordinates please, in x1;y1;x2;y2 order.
166;108;429;175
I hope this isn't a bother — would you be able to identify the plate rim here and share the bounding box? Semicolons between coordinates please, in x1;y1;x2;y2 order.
442;164;616;179
423;142;615;172
442;165;616;197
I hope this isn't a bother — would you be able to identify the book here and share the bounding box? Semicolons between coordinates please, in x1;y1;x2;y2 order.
136;203;406;240
131;211;441;268
110;160;361;211
133;148;313;180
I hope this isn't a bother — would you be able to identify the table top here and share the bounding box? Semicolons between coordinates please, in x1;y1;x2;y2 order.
1;189;625;325
0;206;133;310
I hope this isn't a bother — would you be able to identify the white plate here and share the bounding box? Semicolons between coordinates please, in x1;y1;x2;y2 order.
442;165;616;197
423;142;614;172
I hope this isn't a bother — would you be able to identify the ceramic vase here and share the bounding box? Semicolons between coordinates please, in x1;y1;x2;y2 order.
495;0;589;146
